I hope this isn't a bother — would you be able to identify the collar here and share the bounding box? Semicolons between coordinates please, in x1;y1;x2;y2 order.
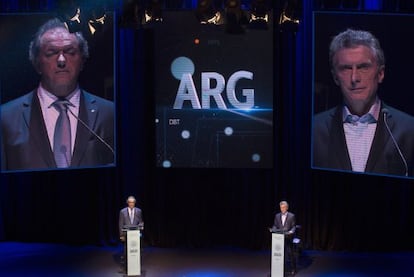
342;97;381;124
37;84;80;110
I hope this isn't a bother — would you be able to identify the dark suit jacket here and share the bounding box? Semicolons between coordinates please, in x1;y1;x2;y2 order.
273;211;296;235
1;89;114;171
119;207;143;236
313;103;414;177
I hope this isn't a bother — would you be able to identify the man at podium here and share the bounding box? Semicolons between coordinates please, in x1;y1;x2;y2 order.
119;195;144;241
271;200;296;275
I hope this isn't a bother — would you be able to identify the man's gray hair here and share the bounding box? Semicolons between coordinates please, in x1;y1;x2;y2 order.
29;18;89;66
127;196;136;203
279;200;289;207
329;29;385;69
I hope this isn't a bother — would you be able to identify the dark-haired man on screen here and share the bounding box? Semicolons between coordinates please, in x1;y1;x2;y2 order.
313;29;414;177
1;17;114;171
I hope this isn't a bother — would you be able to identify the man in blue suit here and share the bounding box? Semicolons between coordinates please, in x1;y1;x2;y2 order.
1;18;114;171
313;29;414;177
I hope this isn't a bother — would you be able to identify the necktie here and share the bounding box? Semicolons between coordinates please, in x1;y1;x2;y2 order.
53;99;71;168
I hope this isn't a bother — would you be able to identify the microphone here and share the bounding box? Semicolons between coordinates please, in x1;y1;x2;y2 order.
65;104;115;155
382;108;408;176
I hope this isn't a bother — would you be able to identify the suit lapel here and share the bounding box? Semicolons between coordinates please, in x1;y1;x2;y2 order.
365;103;390;172
27;92;56;167
329;106;353;170
71;91;98;166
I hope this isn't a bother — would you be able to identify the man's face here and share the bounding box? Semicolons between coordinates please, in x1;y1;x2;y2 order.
331;45;384;114
127;200;135;209
36;27;83;97
280;204;288;214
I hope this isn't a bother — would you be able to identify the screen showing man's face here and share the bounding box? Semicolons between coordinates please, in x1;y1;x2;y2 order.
312;12;414;179
0;13;116;173
37;27;84;98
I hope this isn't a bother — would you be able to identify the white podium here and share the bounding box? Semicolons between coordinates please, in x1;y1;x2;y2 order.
271;232;285;277
125;229;141;276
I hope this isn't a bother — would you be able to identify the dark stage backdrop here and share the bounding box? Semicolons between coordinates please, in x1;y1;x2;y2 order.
0;0;414;253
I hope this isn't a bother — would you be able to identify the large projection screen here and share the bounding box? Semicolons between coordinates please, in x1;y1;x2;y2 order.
312;11;414;178
0;13;115;173
154;11;274;168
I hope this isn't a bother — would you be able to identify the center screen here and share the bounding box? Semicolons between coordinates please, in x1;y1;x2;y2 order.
154;11;274;168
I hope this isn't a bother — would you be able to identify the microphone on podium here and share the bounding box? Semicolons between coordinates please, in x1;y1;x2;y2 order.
382;108;408;176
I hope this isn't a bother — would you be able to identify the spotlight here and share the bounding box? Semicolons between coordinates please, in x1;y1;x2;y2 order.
249;0;270;30
59;6;83;33
195;0;222;25
144;0;163;24
56;1;80;23
224;0;248;34
279;0;301;31
88;7;106;35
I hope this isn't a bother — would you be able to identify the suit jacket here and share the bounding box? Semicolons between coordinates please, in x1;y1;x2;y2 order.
273;211;296;234
119;207;143;236
313;103;414;177
1;89;114;171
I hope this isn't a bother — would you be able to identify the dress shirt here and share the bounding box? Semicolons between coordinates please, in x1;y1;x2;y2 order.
342;98;380;172
281;213;287;226
37;84;80;155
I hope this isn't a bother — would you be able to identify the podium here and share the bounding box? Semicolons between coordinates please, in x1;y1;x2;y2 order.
125;229;141;276
271;231;285;277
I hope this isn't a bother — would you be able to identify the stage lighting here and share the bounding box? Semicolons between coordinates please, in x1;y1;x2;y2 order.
195;0;222;25
249;0;270;30
63;7;83;33
224;0;248;34
144;0;163;23
88;7;107;35
279;0;301;31
56;1;81;32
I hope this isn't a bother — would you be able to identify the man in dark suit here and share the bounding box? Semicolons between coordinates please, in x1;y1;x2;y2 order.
118;195;143;273
0;18;114;171
119;195;144;241
313;29;414;177
272;200;296;275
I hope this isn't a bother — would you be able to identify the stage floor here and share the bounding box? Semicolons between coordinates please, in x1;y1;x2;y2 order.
0;242;413;276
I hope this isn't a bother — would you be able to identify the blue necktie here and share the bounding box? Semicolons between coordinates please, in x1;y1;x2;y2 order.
53;100;71;168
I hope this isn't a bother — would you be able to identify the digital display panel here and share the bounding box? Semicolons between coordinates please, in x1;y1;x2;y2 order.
0;13;115;172
154;11;274;168
312;12;414;178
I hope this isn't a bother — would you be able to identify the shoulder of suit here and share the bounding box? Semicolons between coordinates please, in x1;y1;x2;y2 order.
1;91;35;111
313;105;341;124
384;104;414;122
81;89;114;106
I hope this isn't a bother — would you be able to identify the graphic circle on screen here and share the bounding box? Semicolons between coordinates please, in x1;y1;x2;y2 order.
171;56;195;80
252;153;261;162
181;130;190;139
224;127;233;136
162;160;172;168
